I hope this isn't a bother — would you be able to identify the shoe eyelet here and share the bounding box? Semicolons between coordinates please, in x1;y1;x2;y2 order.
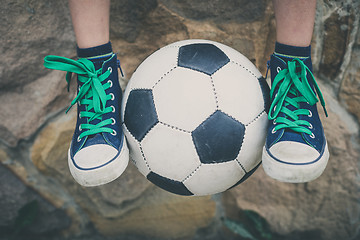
111;105;115;113
77;136;81;142
110;93;115;100
271;128;277;134
79;113;82;119
273;105;277;112
308;110;313;117
111;130;117;136
79;125;82;131
111;117;116;125
310;133;315;139
277;66;281;73
108;80;113;88
308;123;313;129
273;119;276;125
108;67;112;73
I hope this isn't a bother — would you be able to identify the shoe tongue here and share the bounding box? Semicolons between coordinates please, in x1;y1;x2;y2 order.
89;55;113;72
271;54;312;74
76;56;111;86
91;61;103;71
84;133;107;147
278;129;307;145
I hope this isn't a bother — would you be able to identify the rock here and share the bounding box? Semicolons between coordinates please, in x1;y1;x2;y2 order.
112;3;189;81
339;42;360;123
211;1;276;74
0;0;76;147
89;187;216;239
110;0;158;43
0;70;74;147
112;1;275;80
0;157;71;237
0;0;75;91
222;82;360;240
30;109;74;177
318;7;355;82
159;0;266;23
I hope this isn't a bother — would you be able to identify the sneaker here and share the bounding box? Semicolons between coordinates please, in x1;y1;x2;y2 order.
262;53;329;183
44;53;129;187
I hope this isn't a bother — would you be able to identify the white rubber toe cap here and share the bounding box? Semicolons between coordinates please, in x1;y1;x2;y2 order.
262;141;329;183
269;141;320;164
73;144;118;169
68;136;129;187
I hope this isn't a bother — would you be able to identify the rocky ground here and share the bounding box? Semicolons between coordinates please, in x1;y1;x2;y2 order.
1;0;360;240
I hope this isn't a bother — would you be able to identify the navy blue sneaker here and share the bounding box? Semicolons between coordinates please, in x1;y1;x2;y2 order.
44;53;129;186
262;48;329;183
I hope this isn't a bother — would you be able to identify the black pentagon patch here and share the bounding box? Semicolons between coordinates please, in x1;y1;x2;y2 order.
258;76;270;113
124;89;158;142
147;172;194;196
192;110;245;164
178;43;230;75
228;162;261;190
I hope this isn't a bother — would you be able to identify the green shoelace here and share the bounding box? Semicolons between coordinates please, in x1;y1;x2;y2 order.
268;58;328;136
44;55;115;140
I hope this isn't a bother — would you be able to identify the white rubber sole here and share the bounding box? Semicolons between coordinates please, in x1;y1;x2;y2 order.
68;137;129;187
262;142;329;183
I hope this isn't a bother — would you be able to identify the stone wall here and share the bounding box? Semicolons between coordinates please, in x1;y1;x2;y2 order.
0;0;359;239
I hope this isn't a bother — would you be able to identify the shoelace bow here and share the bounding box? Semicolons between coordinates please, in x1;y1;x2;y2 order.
44;55;115;140
268;58;328;136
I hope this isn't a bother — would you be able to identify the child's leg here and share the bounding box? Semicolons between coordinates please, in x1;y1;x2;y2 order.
262;0;329;183
273;0;316;47
68;0;110;48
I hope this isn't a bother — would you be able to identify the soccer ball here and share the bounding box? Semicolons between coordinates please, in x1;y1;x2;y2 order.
121;39;269;196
